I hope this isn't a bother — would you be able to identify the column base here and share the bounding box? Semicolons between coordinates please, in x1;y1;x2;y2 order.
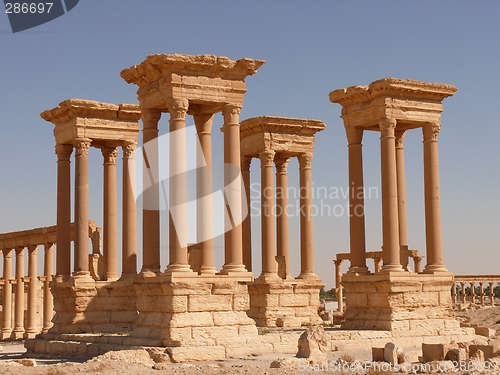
380;264;405;272
11;330;25;340
347;266;371;275
165;264;193;274
23;330;38;339
219;264;249;276
199;266;217;275
296;272;320;281
0;331;12;340
423;264;448;273
138;269;159;278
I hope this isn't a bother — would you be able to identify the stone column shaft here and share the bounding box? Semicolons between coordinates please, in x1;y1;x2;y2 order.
25;245;38;338
379;119;403;272
1;249;13;338
461;282;466;304
414;256;423;273
74;138;91;276
55;144;72;278
297;153;317;279
395;130;409;270
13;246;25;338
480;283;485;306
241;156;253;272
102;147;119;280
374;257;382;273
490;282;495;306
42;243;54;333
221;104;246;274
471;282;476;303
260;150;276;276
166;98;191;273
345;126;369;274
422;122;447;272
194;113;216;275
141;109;161;273
275;157;291;279
122;141;138;277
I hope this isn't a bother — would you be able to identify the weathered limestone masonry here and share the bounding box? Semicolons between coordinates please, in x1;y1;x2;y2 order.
0;221;100;340
240;116;325;327
39;99;141;334
329;78;470;337
453;275;499;307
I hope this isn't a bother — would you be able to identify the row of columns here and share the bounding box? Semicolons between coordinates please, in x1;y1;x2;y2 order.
346;120;446;273
1;244;53;339
55;140;137;280
454;281;497;306
140;101;248;275
241;151;316;280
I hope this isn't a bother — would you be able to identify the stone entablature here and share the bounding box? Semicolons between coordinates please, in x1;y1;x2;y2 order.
120;54;265;111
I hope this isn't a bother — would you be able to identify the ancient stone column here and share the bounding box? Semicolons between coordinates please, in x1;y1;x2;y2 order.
24;245;38;338
374;257;382;273
480;283;485;306
220;104;246;274
42;243;54;333
451;283;457;304
260;150;277;278
141;109;161;274
73;138;92;276
122;141;137;277
275;157;291;279
413;256;423;273
345;126;369;275
395;130;409;271
471;282;476;304
55;144;73;278
165;98;191;273
379;119;403;272
12;246;25;339
460;282;466;304
241;156;253;272
297;153;317;279
333;259;344;312
1;248;13;339
102;147;119;281
422;122;447;273
490;282;495;306
194;113;216;275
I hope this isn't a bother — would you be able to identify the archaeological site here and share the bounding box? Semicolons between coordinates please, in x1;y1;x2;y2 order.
0;53;499;367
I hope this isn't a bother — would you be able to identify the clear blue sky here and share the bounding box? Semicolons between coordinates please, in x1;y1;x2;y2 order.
1;1;499;288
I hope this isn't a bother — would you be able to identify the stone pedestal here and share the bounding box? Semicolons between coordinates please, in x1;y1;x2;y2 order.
247;278;323;327
341;272;460;337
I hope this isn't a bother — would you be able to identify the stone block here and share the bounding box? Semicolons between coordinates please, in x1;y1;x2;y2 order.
192;326;238;340
474;327;496;337
422;343;447;362
446;348;467;362
213;311;254;326
279;293;309;307
384;342;398;365
249;294;279;308
276;316;301;328
345;293;368;308
470;345;494;360
238;325;258;336
232;294;250;311
156;295;188;313
169;312;214;328
188;294;232;312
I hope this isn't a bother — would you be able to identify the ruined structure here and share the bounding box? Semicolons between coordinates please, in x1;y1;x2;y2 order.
453;275;500;307
240;116;325;327
329;78;464;334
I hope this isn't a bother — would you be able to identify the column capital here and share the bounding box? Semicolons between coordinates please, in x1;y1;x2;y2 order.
122;140;137;158
345;125;363;145
333;259;343;266
193;113;214;134
395;130;406;148
379;118;397;137
55;144;73;161
422;122;441;141
74;138;92;156
15;246;24;253
241;155;252;172
222;103;242;119
2;248;13;258
141;108;162;124
101;146;118;164
274;156;290;174
259;150;275;167
298;153;313;170
27;245;37;253
166;98;189;119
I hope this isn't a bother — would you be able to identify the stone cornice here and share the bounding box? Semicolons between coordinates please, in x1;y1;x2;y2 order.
41;99;141;125
329;77;457;107
240;116;326;139
120;54;266;86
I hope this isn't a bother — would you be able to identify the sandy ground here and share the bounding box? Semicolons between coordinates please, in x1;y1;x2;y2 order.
0;307;498;375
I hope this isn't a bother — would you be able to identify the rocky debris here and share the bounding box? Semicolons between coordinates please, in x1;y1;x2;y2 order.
11;359;37;367
384;342;398;365
144;347;172;364
270;357;299;368
87;349;155;367
446;348;467;362
296;326;327;364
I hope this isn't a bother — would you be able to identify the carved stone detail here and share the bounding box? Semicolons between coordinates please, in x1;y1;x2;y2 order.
259;150;275;167
140;108;162;124
274;157;290;174
379;118;397;137
345;125;363;145
241;155;252;171
101;147;118;164
55;144;73;161
395;130;406;147
298;153;313;169
73;138;91;156
166;98;189;120
122;141;137;158
422;122;441;141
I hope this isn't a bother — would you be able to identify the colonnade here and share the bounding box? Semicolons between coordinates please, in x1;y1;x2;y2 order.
41;100;141;281
0;221;99;339
329;79;457;274
453;276;500;307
